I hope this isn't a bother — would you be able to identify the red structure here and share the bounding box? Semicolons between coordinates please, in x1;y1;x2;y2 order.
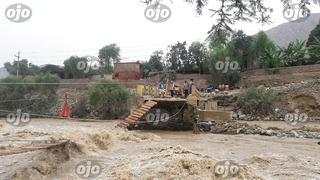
113;62;142;80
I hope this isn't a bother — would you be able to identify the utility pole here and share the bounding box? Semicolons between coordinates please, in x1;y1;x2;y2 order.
14;51;20;78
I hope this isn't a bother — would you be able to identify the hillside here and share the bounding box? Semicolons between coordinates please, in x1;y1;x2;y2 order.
265;13;320;47
0;67;8;78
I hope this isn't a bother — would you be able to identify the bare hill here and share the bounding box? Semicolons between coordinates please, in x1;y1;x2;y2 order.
265;13;320;47
0;67;8;78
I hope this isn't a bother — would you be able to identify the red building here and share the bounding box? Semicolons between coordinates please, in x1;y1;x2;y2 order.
113;62;142;80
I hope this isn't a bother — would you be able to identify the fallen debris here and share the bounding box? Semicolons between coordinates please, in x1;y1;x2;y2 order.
197;121;320;139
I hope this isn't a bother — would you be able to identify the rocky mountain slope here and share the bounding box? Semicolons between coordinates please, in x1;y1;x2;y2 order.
265;13;320;47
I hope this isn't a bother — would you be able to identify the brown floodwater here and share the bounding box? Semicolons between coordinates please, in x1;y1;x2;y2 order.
0;119;319;180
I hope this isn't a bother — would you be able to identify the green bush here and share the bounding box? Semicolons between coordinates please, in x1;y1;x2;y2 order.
0;74;59;116
236;86;278;115
88;81;130;119
210;70;241;87
71;95;90;118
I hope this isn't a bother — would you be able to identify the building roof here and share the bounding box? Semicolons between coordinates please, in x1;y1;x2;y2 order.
114;62;141;65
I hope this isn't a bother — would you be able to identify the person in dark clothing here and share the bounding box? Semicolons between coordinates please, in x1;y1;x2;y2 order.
183;80;189;98
169;81;175;97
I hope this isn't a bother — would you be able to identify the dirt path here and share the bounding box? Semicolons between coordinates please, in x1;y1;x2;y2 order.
0;119;319;180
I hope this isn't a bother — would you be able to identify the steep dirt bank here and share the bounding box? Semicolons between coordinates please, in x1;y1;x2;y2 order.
241;64;320;87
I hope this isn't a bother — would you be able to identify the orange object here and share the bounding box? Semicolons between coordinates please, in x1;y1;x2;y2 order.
60;93;70;117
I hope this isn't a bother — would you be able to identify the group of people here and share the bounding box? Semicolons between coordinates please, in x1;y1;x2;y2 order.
206;84;230;93
159;79;194;98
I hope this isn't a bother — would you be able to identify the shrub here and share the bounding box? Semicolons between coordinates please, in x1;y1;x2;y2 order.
260;47;282;68
210;70;241;87
88;81;130;119
0;74;59;116
236;86;278;115
208;49;241;87
71;95;91;118
280;40;307;66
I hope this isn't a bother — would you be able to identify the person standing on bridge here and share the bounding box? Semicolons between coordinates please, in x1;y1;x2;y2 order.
183;80;189;98
159;81;165;98
169;80;175;97
189;79;194;95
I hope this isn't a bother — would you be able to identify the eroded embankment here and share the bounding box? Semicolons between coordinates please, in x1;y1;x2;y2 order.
196;121;320;139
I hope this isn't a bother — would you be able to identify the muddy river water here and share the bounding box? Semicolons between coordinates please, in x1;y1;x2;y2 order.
0;119;319;180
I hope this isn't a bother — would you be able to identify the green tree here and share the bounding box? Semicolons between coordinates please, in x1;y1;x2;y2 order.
88;81;130;119
306;23;320;64
188;42;208;74
98;44;121;73
307;36;320;64
280;40;307;66
0;74;59;116
228;31;254;71
166;41;188;73
251;31;276;68
208;30;231;48
236;86;278;115
63;56;88;79
208;47;240;86
4;59;40;77
260;46;282;68
148;51;164;72
40;64;65;78
141;61;152;78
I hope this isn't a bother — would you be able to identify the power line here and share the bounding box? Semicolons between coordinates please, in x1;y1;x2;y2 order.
0;97;45;103
19;38;204;55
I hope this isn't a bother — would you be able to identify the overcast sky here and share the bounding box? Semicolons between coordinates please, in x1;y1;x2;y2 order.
1;0;320;66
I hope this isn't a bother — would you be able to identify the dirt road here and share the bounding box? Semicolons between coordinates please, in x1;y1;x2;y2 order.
0;119;319;180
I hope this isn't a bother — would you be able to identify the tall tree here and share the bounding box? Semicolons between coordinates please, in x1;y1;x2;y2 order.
260;46;282;68
148;51;164;72
280;40;307;66
228;30;254;71
4;59;40;77
63;56;89;79
251;31;276;68
306;23;320;64
188;41;208;74
208;29;231;48
207;46;240;86
98;44;121;73
166;41;188;73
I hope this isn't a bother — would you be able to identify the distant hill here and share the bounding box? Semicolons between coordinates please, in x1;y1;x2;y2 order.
265;13;320;47
0;67;9;78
